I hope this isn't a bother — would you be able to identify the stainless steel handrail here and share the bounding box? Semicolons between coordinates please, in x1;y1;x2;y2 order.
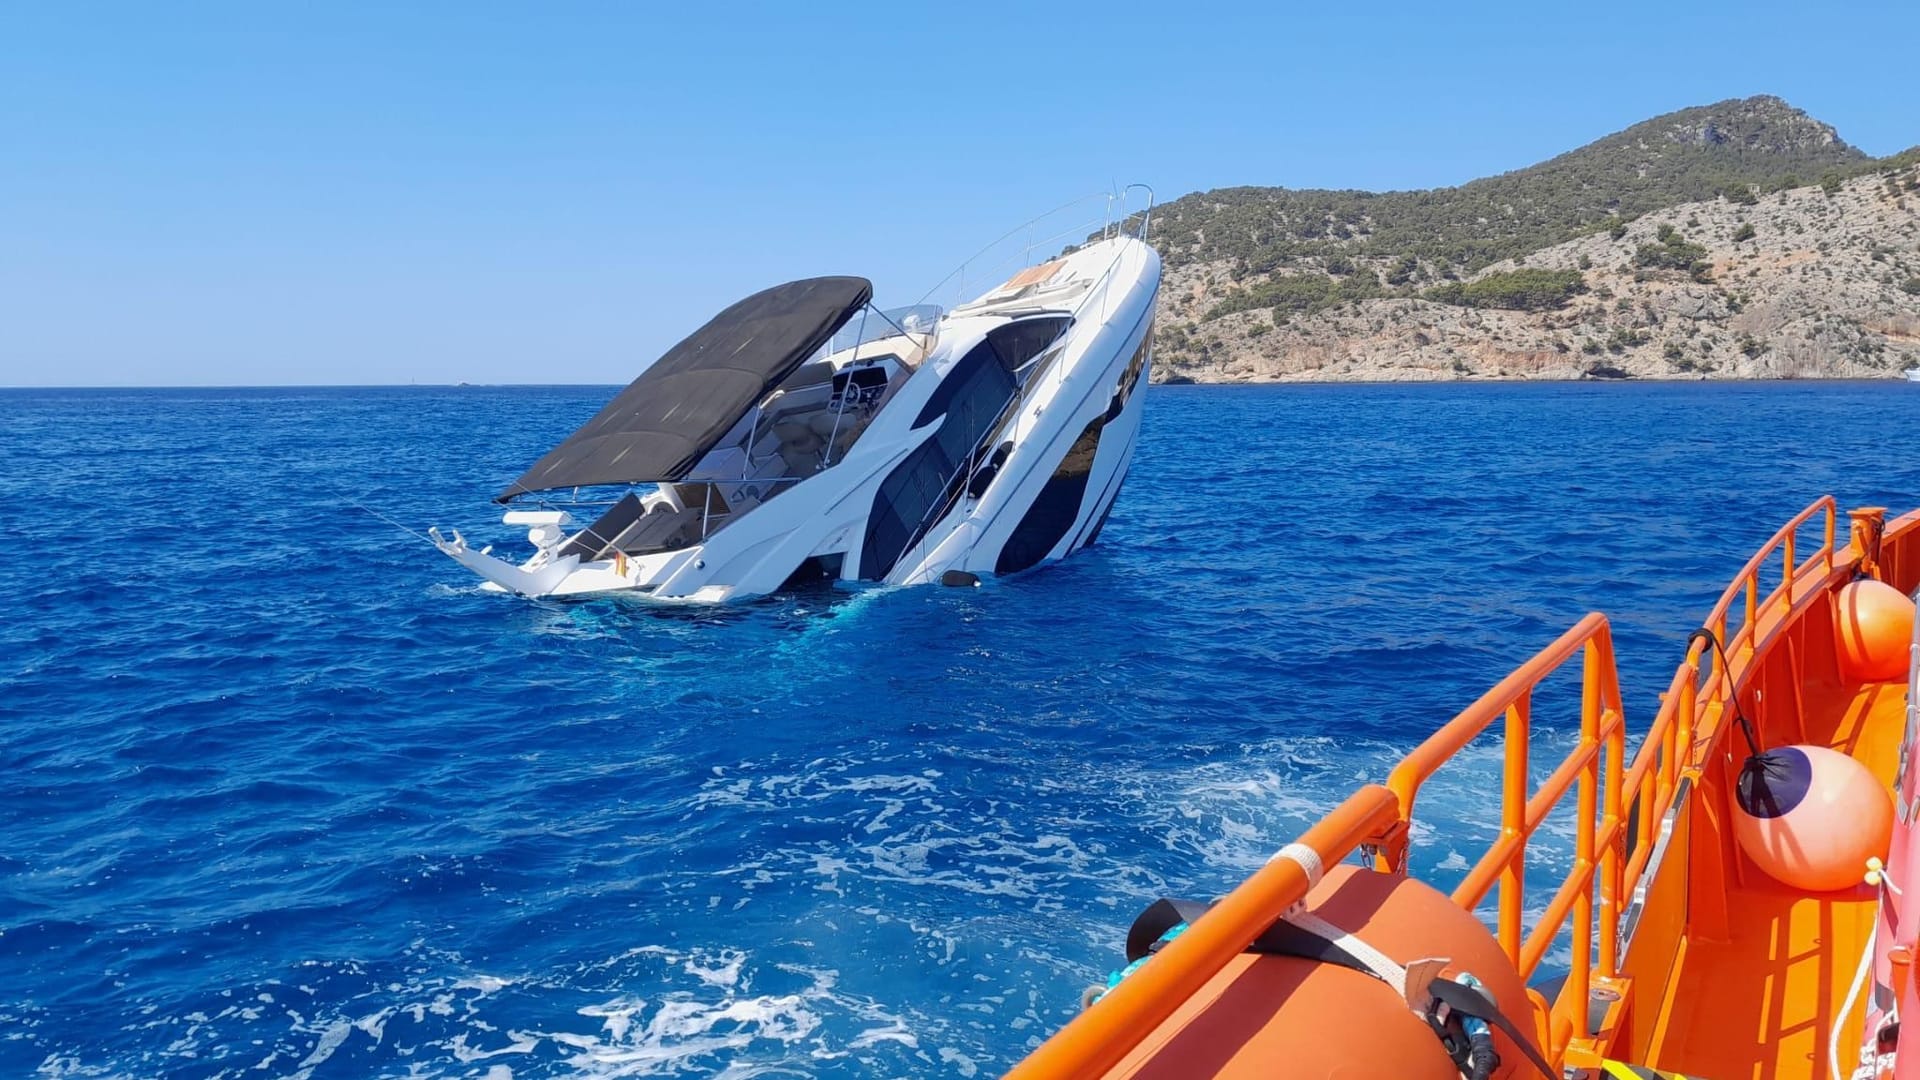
917;185;1156;311
1123;183;1154;241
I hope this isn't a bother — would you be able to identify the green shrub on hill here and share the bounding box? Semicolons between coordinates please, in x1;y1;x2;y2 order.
1424;268;1589;311
1206;273;1384;319
1607;327;1651;352
1635;226;1711;272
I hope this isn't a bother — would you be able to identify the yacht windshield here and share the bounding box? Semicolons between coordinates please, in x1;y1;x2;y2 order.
818;304;941;358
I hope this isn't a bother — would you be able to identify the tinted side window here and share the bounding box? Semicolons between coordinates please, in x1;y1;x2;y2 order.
984;317;1071;374
861;341;1019;579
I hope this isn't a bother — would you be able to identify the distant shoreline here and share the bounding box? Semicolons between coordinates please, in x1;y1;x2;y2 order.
1153;374;1916;386
5;376;1913;392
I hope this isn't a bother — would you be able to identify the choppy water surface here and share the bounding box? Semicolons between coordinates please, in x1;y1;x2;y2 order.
4;381;1917;1077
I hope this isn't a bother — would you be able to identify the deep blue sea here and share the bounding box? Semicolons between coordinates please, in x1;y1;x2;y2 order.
4;381;1917;1078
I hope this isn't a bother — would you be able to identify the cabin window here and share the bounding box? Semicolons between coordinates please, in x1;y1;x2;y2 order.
983;316;1071;378
862;339;1022;579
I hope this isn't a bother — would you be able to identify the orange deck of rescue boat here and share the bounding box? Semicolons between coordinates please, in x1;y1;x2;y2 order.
1009;498;1920;1080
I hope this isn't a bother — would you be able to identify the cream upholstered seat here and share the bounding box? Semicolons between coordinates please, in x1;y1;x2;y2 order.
773;422;824;474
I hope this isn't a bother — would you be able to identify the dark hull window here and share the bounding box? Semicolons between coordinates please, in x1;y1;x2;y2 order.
860;340;1020;579
986;317;1071;378
994;327;1151;575
994;418;1102;575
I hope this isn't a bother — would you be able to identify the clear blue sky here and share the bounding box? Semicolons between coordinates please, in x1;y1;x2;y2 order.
2;1;1915;387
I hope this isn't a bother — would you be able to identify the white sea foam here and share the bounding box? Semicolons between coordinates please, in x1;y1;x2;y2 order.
27;711;1576;1078
30;938;957;1080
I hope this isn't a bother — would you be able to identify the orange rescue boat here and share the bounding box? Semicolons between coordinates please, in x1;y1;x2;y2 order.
1011;499;1920;1080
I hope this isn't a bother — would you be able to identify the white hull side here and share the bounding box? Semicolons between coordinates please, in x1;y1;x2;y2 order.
890;244;1157;587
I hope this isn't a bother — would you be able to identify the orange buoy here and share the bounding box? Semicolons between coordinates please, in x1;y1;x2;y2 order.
1835;579;1915;683
1108;865;1534;1079
1733;744;1893;892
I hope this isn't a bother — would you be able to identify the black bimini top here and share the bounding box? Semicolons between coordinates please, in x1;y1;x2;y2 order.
498;275;873;502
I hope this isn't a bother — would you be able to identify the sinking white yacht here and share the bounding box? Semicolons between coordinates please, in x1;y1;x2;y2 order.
431;206;1161;602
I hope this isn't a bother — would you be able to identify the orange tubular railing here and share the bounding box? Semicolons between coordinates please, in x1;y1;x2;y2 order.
1377;615;1626;1045
1378;495;1847;1060
1009;498;1884;1079
1616;498;1840;909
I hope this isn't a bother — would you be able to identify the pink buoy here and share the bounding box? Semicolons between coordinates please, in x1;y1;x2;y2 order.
1733;743;1893;892
1835;579;1915;684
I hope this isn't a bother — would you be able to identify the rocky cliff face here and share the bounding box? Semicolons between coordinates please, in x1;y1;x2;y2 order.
1651;94;1850;154
1154;169;1920;383
1142;97;1919;382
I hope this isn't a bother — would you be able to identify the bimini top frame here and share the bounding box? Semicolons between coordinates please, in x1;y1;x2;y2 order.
497;275;872;502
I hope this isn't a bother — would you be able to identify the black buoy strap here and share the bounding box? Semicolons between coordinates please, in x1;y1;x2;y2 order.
1686;627;1762;757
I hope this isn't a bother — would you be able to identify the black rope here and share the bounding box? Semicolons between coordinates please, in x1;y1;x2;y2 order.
1686;627;1762;757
